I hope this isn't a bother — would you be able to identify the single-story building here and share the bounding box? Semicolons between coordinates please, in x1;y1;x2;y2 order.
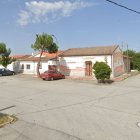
17;51;62;75
0;55;30;72
1;45;131;79
59;45;126;78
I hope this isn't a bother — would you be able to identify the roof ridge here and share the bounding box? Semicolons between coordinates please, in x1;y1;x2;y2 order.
60;45;120;57
66;45;118;50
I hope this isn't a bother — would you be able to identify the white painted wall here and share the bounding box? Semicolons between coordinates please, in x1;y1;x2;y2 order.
0;61;20;73
19;60;57;75
0;64;13;70
60;55;112;67
0;57;58;75
20;61;36;74
59;55;112;77
0;65;4;69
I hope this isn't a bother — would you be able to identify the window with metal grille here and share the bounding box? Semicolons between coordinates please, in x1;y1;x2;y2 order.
21;64;24;69
26;64;30;69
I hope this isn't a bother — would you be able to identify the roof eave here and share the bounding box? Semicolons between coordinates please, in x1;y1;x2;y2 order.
60;54;113;57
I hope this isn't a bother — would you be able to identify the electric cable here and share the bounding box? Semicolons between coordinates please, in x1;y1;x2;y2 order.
106;0;140;14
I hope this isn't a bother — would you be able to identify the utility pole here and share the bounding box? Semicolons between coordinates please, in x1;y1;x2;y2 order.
127;44;129;73
121;41;123;51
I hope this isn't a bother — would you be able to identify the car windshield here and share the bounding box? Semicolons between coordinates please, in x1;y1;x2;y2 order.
5;69;10;71
2;68;10;71
44;71;57;74
44;71;48;73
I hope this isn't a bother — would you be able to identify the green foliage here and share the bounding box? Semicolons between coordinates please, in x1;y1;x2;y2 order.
123;49;136;58
31;33;59;77
0;43;15;68
0;43;7;55
133;52;140;71
0;56;14;68
47;43;58;53
31;33;58;53
104;56;108;64
93;62;112;82
123;49;140;71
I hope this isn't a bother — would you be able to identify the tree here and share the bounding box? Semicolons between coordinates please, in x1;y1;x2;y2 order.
123;49;136;58
93;62;112;83
123;49;135;69
0;43;7;56
123;49;140;71
31;33;58;77
133;52;140;71
0;43;15;68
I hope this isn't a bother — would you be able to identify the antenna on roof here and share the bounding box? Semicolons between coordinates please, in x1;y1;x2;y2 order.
121;41;124;51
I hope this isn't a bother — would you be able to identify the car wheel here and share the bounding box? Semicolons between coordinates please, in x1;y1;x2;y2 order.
62;75;65;79
0;74;2;77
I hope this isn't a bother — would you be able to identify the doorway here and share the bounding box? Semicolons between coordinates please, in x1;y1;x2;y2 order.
48;65;57;71
85;61;92;76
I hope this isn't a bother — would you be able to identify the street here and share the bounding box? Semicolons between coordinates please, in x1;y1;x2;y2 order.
0;74;140;140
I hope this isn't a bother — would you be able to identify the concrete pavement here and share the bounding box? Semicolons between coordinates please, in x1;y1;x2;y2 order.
0;74;140;140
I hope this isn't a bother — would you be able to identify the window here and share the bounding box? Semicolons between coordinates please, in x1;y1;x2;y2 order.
26;64;30;70
21;64;24;69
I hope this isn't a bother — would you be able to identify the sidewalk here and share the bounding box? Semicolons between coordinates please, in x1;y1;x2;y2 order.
114;71;140;82
65;76;95;81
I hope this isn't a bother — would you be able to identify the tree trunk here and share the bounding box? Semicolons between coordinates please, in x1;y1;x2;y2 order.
36;51;43;78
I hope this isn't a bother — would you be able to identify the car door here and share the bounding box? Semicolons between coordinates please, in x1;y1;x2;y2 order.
52;71;58;79
49;71;56;80
6;70;11;75
2;69;7;76
56;71;61;79
52;71;57;79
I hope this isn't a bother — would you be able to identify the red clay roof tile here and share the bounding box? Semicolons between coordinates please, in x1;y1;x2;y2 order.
60;45;118;56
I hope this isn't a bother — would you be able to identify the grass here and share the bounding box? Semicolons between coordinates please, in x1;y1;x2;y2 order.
0;113;17;128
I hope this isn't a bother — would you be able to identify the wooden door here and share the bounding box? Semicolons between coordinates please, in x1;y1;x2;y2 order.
85;61;92;76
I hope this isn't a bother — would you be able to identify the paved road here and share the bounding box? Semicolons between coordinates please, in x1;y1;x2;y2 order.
0;74;140;140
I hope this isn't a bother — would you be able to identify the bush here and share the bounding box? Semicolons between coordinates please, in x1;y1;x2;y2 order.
133;53;140;71
93;62;112;83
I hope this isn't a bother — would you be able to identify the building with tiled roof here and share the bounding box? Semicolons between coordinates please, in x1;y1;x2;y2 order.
18;51;63;74
0;55;31;72
60;45;118;57
2;46;130;78
59;45;126;78
11;55;31;59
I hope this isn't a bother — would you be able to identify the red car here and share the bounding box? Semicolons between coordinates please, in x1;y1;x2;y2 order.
40;70;65;81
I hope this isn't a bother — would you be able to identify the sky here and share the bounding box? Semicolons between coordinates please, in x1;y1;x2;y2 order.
0;0;140;55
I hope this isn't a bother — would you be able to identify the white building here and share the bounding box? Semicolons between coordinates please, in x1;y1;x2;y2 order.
0;55;29;72
59;45;125;78
1;45;129;79
18;52;62;74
